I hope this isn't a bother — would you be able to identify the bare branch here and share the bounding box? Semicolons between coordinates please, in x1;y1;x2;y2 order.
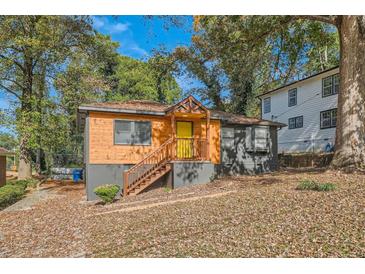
0;83;21;100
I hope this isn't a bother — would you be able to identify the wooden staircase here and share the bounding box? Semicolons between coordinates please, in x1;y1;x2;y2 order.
123;138;175;196
122;137;209;197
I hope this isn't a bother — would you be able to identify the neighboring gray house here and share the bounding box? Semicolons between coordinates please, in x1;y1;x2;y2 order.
259;66;339;153
77;96;284;200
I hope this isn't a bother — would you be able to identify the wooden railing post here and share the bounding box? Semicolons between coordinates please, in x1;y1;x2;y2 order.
123;170;128;197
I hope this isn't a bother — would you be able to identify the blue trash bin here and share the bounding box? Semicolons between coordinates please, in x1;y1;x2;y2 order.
72;169;83;182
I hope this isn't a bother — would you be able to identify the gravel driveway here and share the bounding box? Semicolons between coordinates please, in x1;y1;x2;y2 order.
0;169;364;257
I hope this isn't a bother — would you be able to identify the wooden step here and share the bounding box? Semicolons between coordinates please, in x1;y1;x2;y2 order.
127;164;171;196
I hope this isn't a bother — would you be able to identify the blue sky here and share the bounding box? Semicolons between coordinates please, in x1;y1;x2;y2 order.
93;16;193;60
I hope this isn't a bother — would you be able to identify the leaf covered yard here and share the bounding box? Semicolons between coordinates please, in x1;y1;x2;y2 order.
0;169;364;257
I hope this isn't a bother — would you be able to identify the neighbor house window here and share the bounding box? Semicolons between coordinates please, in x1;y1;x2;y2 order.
288;116;303;129
288;88;297;107
114;120;152;145
322;74;339;97
263;97;271;114
320;109;337;129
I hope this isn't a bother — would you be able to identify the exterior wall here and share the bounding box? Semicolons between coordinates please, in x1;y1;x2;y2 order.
261;68;339;153
218;125;278;175
85;164;132;201
172;161;215;188
88;111;221;165
0;156;6;187
89;112;171;164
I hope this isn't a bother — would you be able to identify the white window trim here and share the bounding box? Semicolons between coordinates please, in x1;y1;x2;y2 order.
263;97;271;114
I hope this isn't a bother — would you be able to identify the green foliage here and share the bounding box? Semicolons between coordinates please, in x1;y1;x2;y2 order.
173;16;340;116
296;180;336;192
94;184;120;204
163;186;172;193
7;178;38;189
0;132;17;151
0;184;26;210
106;55;182;104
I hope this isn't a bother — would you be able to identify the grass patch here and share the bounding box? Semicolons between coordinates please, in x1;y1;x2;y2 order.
296;180;336;192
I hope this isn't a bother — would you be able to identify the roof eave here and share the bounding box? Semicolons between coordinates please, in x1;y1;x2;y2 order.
257;66;340;98
78;106;166;116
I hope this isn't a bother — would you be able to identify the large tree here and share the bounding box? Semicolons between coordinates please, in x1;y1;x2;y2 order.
175;16;339;116
300;16;365;168
197;15;363;168
107;55;182;104
0;16;94;178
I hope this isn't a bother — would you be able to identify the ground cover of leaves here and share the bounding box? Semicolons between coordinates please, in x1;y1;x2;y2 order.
0;169;364;257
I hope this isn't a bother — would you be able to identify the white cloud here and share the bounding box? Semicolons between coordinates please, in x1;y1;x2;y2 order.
110;22;130;33
129;45;148;57
92;16;105;29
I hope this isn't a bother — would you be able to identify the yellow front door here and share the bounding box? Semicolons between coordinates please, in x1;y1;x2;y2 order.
176;121;193;159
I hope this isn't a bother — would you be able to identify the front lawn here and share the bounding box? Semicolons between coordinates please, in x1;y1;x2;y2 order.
0;169;364;257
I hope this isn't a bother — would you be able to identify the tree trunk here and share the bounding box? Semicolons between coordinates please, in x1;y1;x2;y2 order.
331;16;365;168
18;135;32;179
18;50;34;179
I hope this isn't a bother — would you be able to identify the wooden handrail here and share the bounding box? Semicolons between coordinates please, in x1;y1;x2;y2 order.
123;137;209;196
123;138;175;196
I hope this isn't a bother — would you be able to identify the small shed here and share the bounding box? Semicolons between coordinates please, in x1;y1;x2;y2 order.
0;147;14;187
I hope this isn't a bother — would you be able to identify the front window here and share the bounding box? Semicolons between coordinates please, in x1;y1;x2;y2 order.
322;74;339;97
254;126;269;151
263;97;271;114
288;116;303;129
288;88;297;107
114;120;152;145
320;109;337;129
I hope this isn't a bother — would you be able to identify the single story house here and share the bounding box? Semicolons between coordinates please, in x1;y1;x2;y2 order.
0;147;14;187
77;96;285;200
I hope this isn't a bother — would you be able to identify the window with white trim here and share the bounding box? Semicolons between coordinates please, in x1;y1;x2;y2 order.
288;88;297;107
322;74;339;97
320;109;337;129
114;120;152;145
253;126;269;152
263;97;271;114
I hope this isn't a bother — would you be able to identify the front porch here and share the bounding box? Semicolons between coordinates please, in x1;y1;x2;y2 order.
123;96;213;196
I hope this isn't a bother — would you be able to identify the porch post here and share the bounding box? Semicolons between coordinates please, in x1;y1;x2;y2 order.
171;113;176;160
206;111;210;161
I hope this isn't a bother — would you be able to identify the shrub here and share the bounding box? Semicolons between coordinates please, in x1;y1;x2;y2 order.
7;178;38;190
316;183;336;192
0;184;26;210
296;180;336;192
94;184;120;204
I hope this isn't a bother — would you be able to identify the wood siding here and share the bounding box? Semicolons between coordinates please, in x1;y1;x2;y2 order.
88;111;221;164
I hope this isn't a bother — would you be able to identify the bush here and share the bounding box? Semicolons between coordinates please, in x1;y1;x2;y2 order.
0;184;26;210
7;178;38;190
94;184;120;204
296;180;336;192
